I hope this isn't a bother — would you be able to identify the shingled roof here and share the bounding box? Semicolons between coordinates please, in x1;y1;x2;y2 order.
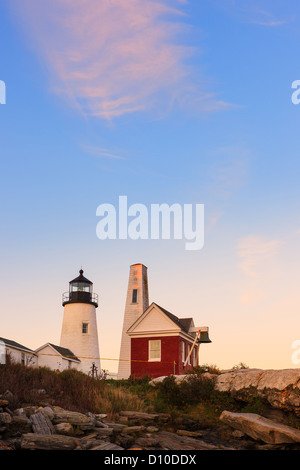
0;337;35;354
152;304;195;336
47;343;80;362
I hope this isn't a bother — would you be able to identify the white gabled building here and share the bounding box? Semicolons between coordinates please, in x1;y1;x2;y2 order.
35;343;80;372
0;337;37;366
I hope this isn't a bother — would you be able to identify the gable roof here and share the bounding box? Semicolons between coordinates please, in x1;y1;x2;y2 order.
154;304;193;334
36;343;80;363
0;337;35;354
127;302;196;339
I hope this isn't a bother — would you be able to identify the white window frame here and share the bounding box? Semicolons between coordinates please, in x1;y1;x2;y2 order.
148;340;161;362
182;341;185;363
187;344;191;365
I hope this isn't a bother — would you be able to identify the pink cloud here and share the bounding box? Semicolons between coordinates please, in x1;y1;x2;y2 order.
10;0;232;119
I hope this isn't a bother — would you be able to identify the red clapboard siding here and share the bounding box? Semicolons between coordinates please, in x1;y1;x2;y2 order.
130;336;197;378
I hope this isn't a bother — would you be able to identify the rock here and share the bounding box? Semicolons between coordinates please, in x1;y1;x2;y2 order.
30;411;55;435
0;413;12;425
54;423;74;435
151;369;300;416
95;414;107;420
21;433;79;450
135;436;159;447
100;422;126;431
94;428;114;437
53;410;95;430
95;420;109;428
10;415;32;434
119;411;168;421
155;431;222;450
220;411;300;444
146;426;159;432
39;406;55;421
215;368;300;416
232;430;245;439
176;429;203;438
14;408;26;417
91;442;124;450
122;426;145;434
21;406;40;417
1;391;14;406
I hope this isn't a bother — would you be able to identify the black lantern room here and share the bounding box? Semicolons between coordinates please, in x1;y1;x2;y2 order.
62;269;98;307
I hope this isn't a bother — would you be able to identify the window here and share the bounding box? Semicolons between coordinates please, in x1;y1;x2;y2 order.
82;323;89;334
181;341;185;362
193;348;197;366
132;289;138;303
21;352;25;365
187;344;191;365
149;340;161;361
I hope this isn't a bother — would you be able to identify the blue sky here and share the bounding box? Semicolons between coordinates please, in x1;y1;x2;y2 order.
1;0;300;371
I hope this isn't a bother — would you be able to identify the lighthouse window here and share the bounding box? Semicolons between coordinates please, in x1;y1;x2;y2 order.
71;283;90;293
82;323;89;334
132;289;138;303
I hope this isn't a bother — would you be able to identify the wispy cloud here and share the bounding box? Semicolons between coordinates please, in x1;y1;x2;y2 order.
237;235;282;278
215;0;288;28
10;0;232;120
82;145;125;160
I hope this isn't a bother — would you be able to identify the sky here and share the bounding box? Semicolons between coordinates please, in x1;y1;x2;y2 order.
1;0;300;373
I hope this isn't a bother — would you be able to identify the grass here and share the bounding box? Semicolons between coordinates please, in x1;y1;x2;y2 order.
0;363;151;419
1;363;299;430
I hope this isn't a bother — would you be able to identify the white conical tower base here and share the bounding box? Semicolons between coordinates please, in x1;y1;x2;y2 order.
60;302;101;375
117;264;149;380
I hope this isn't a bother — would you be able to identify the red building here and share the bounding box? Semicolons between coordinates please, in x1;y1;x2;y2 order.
127;302;211;378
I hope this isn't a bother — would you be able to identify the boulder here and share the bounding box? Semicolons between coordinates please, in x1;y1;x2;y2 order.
54;423;74;435
220;411;300;444
150;369;300;416
0;413;12;425
53;410;95;430
214;368;300;416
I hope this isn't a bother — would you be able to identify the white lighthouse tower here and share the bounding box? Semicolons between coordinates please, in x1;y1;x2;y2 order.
60;269;101;375
117;264;149;380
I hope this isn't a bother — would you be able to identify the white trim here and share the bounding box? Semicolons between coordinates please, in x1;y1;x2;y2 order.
128;330;195;342
148;339;161;362
127;302;181;334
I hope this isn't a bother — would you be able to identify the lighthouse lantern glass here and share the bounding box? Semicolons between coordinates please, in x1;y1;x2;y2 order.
70;282;92;293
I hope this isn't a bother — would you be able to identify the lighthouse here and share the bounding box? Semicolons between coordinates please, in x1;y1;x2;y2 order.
117;264;149;380
60;269;101;375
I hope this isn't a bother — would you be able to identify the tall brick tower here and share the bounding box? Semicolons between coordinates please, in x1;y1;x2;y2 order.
117;264;149;380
